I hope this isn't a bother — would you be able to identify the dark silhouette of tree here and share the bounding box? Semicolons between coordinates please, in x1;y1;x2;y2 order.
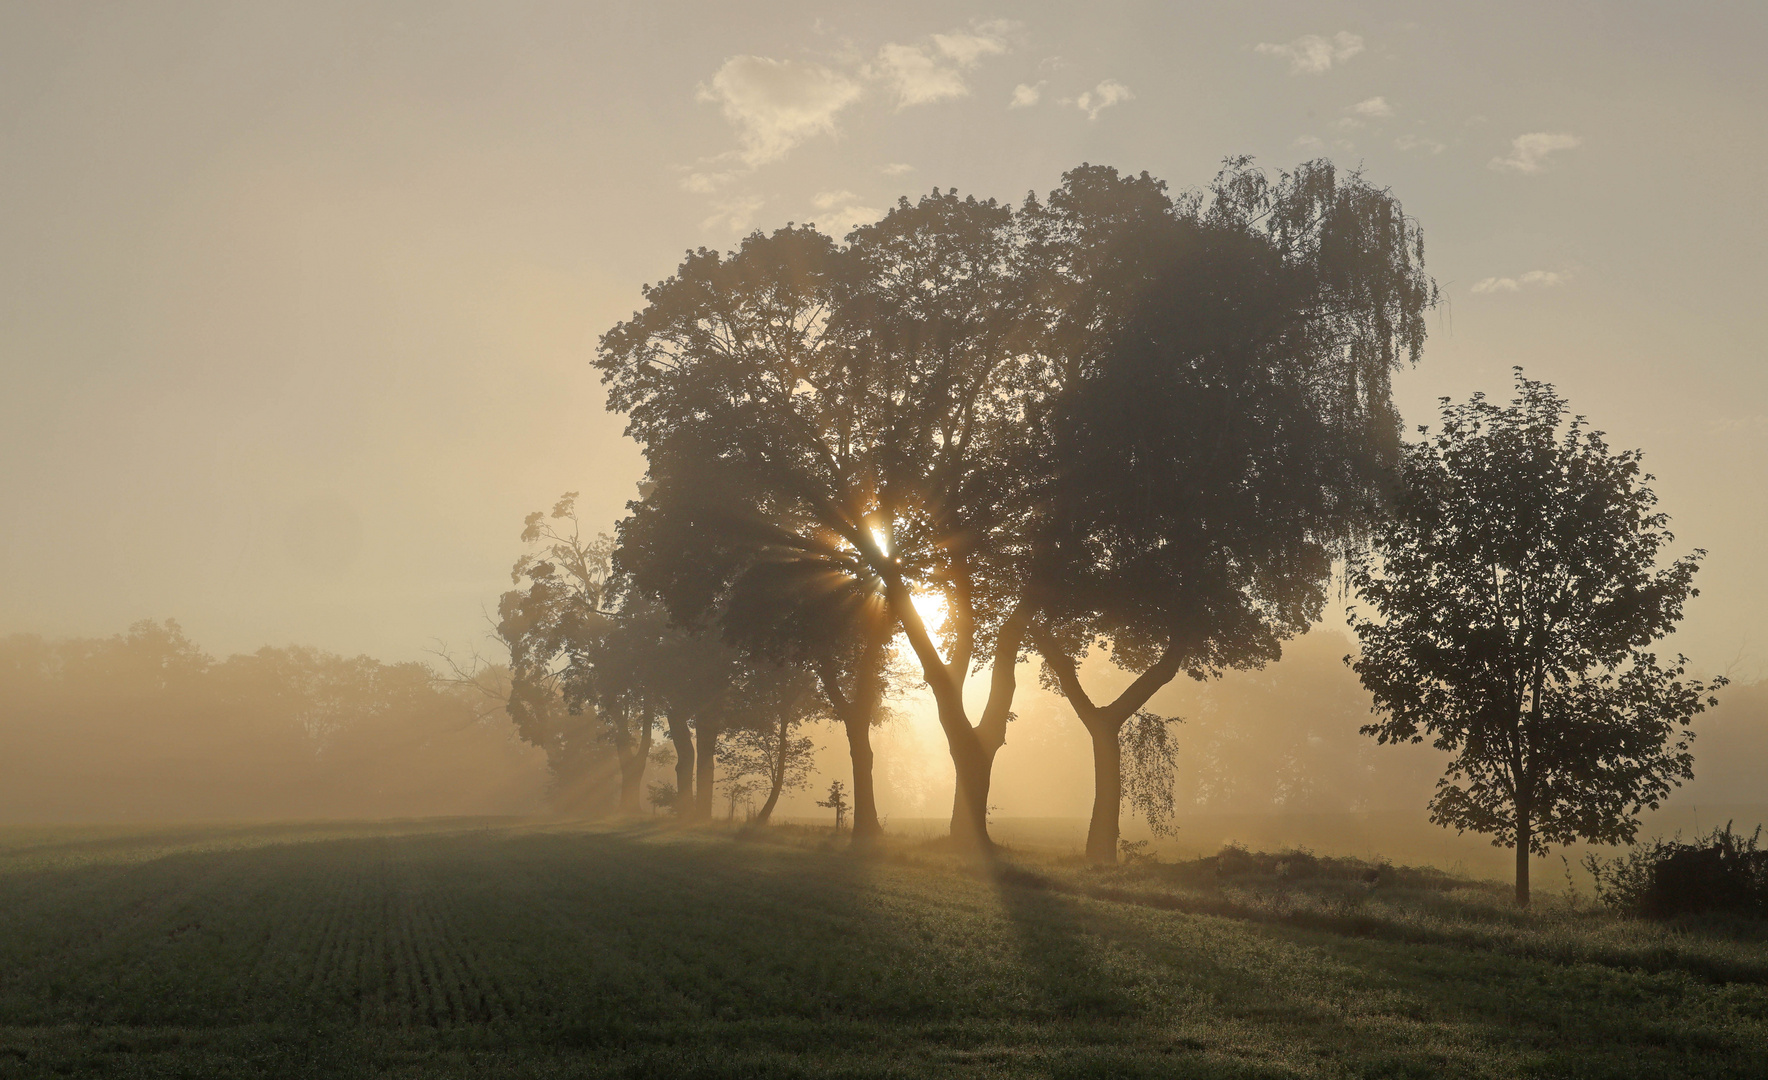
1022;160;1437;862
598;222;937;843
817;779;850;830
598;202;1043;851
617;473;899;840
1349;373;1725;905
715;664;823;825
496;494;642;811
598;160;1433;853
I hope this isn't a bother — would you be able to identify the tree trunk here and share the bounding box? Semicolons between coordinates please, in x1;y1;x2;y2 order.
816;623;889;844
754;712;790;825
1515;809;1532;907
694;722;718;822
615;706;653;816
618;749;646;815
876;574;1026;855
948;738;996;851
1085;721;1123;863
1035;631;1185;866
846;716;881;841
667;713;695;814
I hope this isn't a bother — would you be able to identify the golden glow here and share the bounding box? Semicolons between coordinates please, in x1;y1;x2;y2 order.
909;588;948;641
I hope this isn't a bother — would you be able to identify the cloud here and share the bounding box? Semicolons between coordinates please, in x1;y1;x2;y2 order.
700;194;767;234
1489;132;1582;173
1471;269;1567;294
1010;82;1043;108
870;26;1007;109
932;30;1008;67
1255;32;1364;75
1394;134;1446;154
1707;416;1768;435
696;56;864;170
881;162;914;175
1352;96;1392;118
811;190;886;230
1075;79;1133;120
1293;134;1327;153
812;190;858;208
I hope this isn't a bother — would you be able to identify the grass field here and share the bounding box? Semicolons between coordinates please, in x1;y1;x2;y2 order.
0;820;1765;1078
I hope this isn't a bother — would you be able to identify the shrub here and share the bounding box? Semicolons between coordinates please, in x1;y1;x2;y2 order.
1585;823;1768;919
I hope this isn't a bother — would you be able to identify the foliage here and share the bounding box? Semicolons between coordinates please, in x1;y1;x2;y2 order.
816;779;850;830
1585;823;1768;919
1349;373;1724;899
1118;711;1180;836
598;158;1437;850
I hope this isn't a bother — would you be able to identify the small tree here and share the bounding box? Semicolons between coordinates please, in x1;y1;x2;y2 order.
1349;373;1725;905
817;779;850;830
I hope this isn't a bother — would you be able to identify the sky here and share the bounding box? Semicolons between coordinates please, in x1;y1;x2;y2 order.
3;0;1765;690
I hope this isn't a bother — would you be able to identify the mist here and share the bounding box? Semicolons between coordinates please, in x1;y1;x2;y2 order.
9;617;1762;885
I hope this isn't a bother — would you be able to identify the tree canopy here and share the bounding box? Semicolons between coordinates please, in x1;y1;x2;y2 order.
1349;373;1725;905
598;157;1437;851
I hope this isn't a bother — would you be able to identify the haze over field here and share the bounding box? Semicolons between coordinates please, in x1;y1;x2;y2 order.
2;2;1765;838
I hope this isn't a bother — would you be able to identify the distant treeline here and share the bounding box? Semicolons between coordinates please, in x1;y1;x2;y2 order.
0;620;549;822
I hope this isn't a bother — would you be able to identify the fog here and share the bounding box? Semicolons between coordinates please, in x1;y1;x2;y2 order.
6;618;1762;886
2;5;1765;875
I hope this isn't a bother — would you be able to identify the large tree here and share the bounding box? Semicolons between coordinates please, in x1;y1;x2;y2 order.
498;493;736;817
496;496;629;810
1349;373;1725;905
600;199;1041;849
1022;161;1436;862
599;162;1436;851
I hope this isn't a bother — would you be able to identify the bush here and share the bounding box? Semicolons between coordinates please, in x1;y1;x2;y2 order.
1585;823;1768;919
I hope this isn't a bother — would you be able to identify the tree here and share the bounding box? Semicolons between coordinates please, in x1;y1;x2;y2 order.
715;664;822;824
496;494;643;811
598;162;1434;854
1024;161;1436;861
597;219;997;843
618;474;900;840
599;200;1052;851
1348;373;1726;905
817;779;850;830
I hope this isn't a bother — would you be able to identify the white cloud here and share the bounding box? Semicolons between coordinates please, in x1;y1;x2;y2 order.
1293;134;1327;153
1352;96;1392;118
811;190;885;230
1010;82;1043;108
701;194;767;234
1075;79;1133;120
1489;131;1582;173
932;31;1007;67
696;56;864;170
1255;32;1364;75
1471;269;1568;294
881;162;915;175
870;26;1008;110
871;43;969;107
1394;134;1446;154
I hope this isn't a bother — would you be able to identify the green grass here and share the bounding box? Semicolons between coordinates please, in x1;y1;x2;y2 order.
0;821;1764;1078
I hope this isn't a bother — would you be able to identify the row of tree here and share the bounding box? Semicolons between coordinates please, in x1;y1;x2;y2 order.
0;621;545;820
508;156;1723;905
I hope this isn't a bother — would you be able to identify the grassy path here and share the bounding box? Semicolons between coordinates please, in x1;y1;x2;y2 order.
0;820;1762;1077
